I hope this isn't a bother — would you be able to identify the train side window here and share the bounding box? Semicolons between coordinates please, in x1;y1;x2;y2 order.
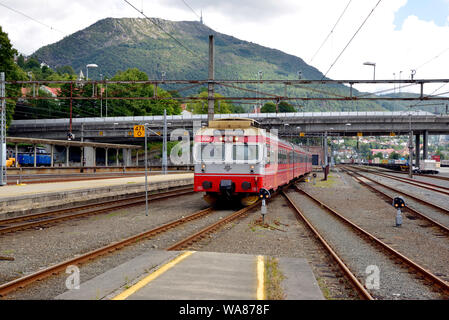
266;145;270;164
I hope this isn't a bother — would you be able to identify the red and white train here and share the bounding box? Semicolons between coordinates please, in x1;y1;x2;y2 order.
193;118;313;205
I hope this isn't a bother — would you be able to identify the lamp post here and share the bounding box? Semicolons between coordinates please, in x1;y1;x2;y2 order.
393;73;396;94
105;77;108;117
363;62;376;80
100;74;103;117
258;71;262;112
86;63;98;80
86;64;98;99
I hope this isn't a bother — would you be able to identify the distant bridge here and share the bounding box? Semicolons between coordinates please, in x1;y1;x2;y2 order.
8;111;449;143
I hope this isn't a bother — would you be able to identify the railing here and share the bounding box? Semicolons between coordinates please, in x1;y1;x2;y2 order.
11;111;440;126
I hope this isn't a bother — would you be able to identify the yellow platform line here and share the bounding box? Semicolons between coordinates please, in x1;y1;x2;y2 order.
256;255;265;300
112;251;195;300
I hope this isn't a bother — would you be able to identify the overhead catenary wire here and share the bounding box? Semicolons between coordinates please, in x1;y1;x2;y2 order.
1;1;203;80
415;46;449;72
180;0;201;20
0;1;127;74
322;0;383;80
123;0;207;63
409;82;449;109
310;0;352;62
0;1;64;34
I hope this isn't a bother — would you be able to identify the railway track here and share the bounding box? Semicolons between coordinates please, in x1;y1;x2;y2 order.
358;165;449;183
281;190;374;300
290;185;449;298
0;180;301;298
0;187;194;235
343;167;449;217
166;201;261;251
341;169;449;235
166;177;309;251
352;166;449;196
0;205;215;297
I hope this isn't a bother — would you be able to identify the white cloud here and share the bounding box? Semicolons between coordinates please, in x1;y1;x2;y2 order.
1;0;449;95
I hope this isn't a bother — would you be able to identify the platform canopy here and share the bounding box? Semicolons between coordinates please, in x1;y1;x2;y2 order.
6;137;142;149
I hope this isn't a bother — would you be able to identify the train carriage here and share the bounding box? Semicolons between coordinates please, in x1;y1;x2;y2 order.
193;118;312;206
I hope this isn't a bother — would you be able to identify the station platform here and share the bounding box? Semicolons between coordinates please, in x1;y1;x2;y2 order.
56;250;324;300
0;173;193;217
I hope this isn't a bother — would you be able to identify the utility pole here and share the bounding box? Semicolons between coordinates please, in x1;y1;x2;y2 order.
323;131;329;181
207;35;215;124
162;109;167;175
81;123;84;168
105;78;108;117
0;72;6;186
100;74;103;117
408;131;414;178
144;123;149;216
258;71;263;112
408;111;413;178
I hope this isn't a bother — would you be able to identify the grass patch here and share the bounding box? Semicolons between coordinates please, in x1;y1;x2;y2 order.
249;217;287;232
316;277;332;300
2;249;14;255
105;210;131;218
311;173;338;188
264;257;285;300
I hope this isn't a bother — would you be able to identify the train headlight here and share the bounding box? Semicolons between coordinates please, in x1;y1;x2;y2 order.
201;164;206;172
250;165;255;173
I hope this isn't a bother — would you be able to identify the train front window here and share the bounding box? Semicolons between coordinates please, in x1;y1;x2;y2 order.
232;144;259;161
198;143;225;161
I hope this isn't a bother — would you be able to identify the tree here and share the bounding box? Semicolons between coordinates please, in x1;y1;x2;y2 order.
187;91;233;114
17;54;25;68
0;26;27;126
229;104;245;113
107;68;181;116
261;102;276;113
279;101;295;112
389;152;400;160
374;152;384;159
24;58;40;70
435;149;445;160
56;65;76;76
261;101;295;113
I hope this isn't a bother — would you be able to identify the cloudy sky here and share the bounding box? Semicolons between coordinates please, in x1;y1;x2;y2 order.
1;0;449;94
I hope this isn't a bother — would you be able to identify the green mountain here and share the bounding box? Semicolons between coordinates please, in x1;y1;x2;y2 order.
31;17;422;112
